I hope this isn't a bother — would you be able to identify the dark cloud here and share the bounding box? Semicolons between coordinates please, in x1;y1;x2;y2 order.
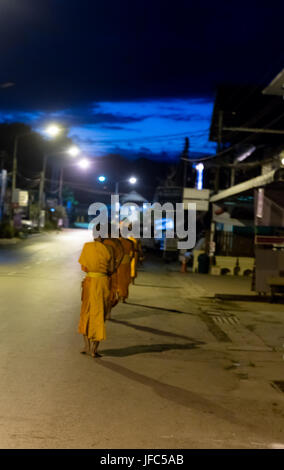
0;1;283;111
100;125;137;131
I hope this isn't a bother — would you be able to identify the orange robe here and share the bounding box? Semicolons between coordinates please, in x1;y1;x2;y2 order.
117;237;134;300
103;238;124;310
128;236;142;280
78;241;114;341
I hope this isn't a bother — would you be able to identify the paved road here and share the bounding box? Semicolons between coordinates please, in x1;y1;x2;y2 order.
0;229;284;449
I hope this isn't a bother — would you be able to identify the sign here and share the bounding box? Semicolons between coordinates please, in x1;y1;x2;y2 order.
256;188;264;218
183;188;210;212
12;189;29;207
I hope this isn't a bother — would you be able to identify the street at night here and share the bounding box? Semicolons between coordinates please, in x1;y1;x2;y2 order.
1;0;284;457
0;229;284;449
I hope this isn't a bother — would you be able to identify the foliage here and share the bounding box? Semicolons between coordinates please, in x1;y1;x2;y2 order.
29;203;40;221
0;222;15;238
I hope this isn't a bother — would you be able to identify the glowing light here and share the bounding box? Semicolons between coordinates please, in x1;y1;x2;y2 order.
67;145;80;157
45;124;61;138
129;177;137;184
78;158;90;170
281;158;284;166
195;163;204;190
237;145;256;162
98;175;106;182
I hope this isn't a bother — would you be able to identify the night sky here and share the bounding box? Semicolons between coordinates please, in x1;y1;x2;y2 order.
0;0;283;161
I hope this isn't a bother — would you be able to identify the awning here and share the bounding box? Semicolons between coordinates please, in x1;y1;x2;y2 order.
210;170;276;203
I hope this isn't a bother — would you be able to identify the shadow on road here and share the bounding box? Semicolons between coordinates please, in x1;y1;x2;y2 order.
109;318;204;344
134;283;180;289
101;342;199;357
94;359;257;433
124;301;193;315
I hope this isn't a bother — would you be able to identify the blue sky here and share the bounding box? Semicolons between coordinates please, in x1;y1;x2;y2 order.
0;98;217;161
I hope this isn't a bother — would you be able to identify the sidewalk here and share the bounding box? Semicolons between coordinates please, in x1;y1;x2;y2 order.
165;260;255;298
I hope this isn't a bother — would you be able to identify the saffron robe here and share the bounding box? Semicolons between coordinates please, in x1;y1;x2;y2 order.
128;236;142;279
78;241;114;341
117;237;134;299
103;238;124;309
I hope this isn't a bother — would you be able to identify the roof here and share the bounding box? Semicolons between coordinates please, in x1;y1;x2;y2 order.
263;69;284;96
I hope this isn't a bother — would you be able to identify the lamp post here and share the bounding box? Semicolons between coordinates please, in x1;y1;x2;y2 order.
58;157;89;206
12;132;32;196
38;124;63;211
114;176;137;194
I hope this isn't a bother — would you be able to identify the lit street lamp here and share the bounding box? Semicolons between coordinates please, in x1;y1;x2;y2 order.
45;124;62;138
78;158;91;170
58;152;85;206
114;177;137;194
97;175;137;194
67;145;81;157
38;124;64;210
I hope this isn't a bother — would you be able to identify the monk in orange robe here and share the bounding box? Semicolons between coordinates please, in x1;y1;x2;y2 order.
78;236;114;357
117;236;134;302
128;236;143;284
102;236;124;319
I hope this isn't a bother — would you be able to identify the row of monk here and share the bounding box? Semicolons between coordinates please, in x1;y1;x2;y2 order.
78;229;143;358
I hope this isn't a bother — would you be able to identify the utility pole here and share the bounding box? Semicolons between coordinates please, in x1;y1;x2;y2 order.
182;137;190;188
11;135;19;196
59;166;64;206
38;154;48;210
215;110;223;193
0;169;7;221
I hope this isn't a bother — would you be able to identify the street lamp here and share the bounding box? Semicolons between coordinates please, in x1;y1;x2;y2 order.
115;176;138;194
45;124;62;138
78;158;91;170
38;125;66;210
98;175;106;182
67;145;81;157
58;150;85;206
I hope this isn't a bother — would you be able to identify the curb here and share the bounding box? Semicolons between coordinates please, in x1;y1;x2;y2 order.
0;238;21;245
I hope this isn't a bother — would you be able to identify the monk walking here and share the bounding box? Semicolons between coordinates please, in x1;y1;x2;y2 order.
128;236;143;285
102;233;124;319
117;236;134;303
78;234;114;358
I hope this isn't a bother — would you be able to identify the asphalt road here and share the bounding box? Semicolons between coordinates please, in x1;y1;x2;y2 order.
0;229;284;449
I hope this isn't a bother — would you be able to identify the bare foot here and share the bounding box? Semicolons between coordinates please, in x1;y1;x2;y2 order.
80;348;90;355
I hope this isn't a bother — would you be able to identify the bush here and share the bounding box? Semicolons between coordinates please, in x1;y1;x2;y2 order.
44;220;57;231
0;222;15;239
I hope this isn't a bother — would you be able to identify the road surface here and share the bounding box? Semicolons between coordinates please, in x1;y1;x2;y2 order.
0;229;284;449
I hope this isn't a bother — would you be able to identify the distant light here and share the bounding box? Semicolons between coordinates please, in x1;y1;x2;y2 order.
98;175;106;182
195;163;204;190
78;158;90;170
45;124;61;138
67;145;80;157
281;158;284;166
50;208;55;212
129;177;137;184
237;145;256;162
